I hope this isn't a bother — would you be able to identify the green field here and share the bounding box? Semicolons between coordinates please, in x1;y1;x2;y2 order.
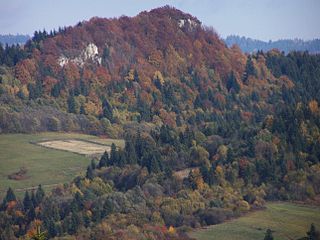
0;132;124;197
190;202;320;240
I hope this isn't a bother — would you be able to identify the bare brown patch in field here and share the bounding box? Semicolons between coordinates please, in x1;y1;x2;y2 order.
8;167;29;181
37;139;111;156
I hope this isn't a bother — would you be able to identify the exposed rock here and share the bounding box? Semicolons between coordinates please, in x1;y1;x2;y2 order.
58;55;69;67
58;43;102;67
178;18;199;29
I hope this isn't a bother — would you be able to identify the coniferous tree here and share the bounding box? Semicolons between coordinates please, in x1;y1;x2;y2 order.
125;141;138;164
226;71;240;93
135;131;143;160
28;204;36;221
307;223;318;240
86;165;94;180
226;147;234;163
47;219;57;238
72;192;84;211
102;99;113;121
117;150;126;167
5;187;16;202
79;104;86;114
264;229;274;240
133;69;139;82
142;150;162;173
67;212;80;234
164;165;173;178
31;191;37;207
23;191;33;212
90;159;97;170
98;151;109;168
207;167;217;186
200;165;210;183
35;79;43;98
243;56;256;83
67;90;76;113
2;187;16;209
109;143;118;165
83;214;91;228
36;184;45;204
102;200;114;218
51;83;61;97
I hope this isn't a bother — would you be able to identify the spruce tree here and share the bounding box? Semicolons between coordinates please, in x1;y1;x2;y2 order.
133;69;139;82
109;143;118;165
51;83;61;97
79;104;86;114
23;191;32;212
47;218;57;238
31;190;37;207
135;131;143;160
226;71;240;93
307;223;317;240
226;147;234;163
243;55;256;83
5;187;16;202
2;187;16;208
200;165;210;183
117;150;126;167
73;192;84;210
264;229;274;240
28;204;36;221
86;165;94;180
102;99;113;121
36;184;45;204
98;151;109;168
125;141;138;164
90;159;97;170
102;200;114;218
67;93;76;113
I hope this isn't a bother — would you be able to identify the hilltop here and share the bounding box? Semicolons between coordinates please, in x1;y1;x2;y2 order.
0;6;286;135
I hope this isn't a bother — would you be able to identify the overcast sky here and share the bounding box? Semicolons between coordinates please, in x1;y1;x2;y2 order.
0;0;319;41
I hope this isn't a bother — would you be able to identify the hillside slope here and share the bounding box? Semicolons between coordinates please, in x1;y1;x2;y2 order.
0;6;290;136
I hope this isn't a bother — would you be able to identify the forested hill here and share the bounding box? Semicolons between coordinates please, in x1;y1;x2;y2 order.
0;34;30;46
225;35;320;54
1;6;320;240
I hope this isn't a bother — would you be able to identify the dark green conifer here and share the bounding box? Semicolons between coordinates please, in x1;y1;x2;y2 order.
264;229;274;240
98;151;109;168
23;191;32;212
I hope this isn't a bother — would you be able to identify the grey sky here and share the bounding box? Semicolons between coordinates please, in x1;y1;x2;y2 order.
0;0;319;41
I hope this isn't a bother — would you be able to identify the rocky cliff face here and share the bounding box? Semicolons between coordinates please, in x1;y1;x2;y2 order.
58;43;101;67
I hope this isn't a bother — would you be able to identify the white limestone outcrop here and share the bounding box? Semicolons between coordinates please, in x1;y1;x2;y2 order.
58;43;102;67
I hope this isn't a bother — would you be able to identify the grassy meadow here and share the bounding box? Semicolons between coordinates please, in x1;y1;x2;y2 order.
0;132;124;197
190;202;320;240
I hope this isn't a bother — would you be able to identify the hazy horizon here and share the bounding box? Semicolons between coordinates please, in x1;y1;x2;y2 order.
0;0;319;41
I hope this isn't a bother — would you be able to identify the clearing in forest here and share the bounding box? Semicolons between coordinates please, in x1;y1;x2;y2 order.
37;139;111;156
0;132;124;196
190;202;320;240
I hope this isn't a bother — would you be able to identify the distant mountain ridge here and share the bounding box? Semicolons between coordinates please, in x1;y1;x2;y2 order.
0;34;30;46
225;35;320;54
1;31;319;54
